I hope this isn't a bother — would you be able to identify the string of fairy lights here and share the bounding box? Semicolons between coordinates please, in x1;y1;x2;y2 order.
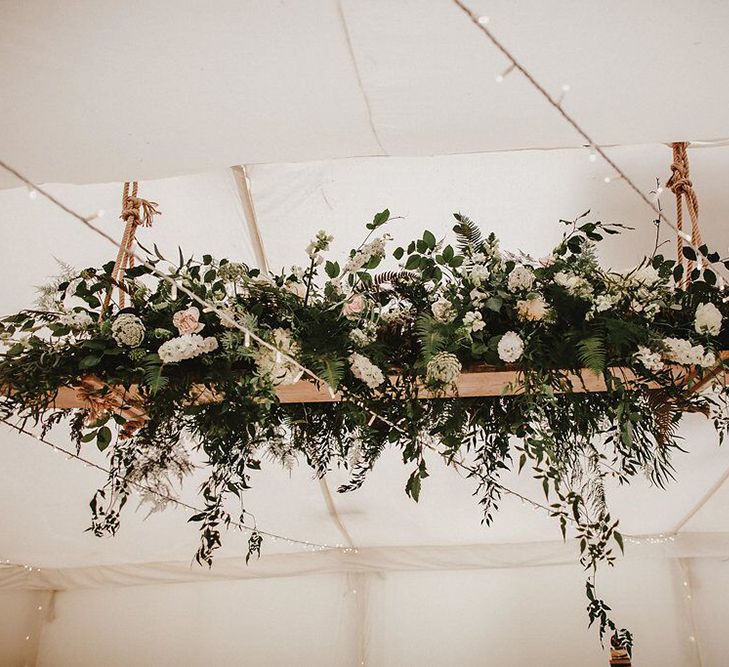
0;157;599;554
0;9;718;658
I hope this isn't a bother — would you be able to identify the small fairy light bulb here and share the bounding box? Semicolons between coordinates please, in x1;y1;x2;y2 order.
604;176;612;183
27;187;38;200
477;15;490;25
557;83;571;105
244;329;251;347
689;635;696;643
495;63;516;83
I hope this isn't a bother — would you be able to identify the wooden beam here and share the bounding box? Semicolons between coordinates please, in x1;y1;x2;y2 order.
4;354;727;411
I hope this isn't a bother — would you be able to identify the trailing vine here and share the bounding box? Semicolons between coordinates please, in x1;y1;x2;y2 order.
2;209;729;651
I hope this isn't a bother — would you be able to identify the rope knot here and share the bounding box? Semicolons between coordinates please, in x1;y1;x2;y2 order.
121;195;159;228
667;142;703;287
667;164;691;193
99;182;161;320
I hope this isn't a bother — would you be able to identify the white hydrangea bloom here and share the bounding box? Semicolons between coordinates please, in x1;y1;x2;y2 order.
507;266;535;292
431;297;456;323
463;310;485;333
634;345;664;372
349;352;385;389
469;288;487;306
426;351;462;386
158;334;218;364
497;331;524;363
694;302;722;336
662;337;714;366
111;314;146;347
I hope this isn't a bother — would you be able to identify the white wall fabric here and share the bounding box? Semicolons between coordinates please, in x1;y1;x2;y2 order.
248;143;729;278
0;559;717;666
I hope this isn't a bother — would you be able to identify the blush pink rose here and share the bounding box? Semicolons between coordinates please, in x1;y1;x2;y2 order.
342;294;366;319
173;307;205;335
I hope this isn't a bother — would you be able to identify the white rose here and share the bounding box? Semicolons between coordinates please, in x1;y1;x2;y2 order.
632;265;661;286
694;302;722;336
497;331;524;363
507;266;535;292
431;297;456;323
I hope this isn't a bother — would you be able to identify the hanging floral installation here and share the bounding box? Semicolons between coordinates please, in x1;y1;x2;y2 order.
1;191;729;650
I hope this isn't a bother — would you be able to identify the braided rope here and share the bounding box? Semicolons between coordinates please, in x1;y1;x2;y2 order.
99;182;160;319
666;142;703;286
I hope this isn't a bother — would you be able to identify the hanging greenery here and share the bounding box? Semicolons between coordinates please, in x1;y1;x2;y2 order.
2;209;728;650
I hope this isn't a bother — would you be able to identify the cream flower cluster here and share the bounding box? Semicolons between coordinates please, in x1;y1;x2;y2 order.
463;310;485;333
59;310;93;331
158;334;218;364
507;266;535;292
111;314;146;347
255;328;302;385
554;271;593;299
694;302;722;336
634;345;664;372
630;265;662;286
497;331;524;362
516;295;548;321
349;321;377;348
662;337;715;367
344;236;389;274
426;351;462;387
306;230;334;265
463;264;490;288
349;352;385;389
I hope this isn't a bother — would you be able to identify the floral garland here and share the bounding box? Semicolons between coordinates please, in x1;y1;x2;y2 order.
2;210;729;650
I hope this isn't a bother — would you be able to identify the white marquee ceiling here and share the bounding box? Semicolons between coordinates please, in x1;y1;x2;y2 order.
1;0;729;187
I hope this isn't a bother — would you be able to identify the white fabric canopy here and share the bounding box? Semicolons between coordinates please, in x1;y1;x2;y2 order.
2;0;729;187
2;0;729;664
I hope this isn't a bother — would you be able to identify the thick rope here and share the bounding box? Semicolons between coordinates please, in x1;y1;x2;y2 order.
99;182;160;319
666;142;703;285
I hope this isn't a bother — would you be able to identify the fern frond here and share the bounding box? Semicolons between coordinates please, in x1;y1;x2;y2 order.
577;335;606;374
415;314;446;361
312;354;346;389
142;356;169;394
453;213;483;254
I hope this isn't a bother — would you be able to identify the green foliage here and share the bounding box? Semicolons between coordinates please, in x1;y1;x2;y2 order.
3;209;729;652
